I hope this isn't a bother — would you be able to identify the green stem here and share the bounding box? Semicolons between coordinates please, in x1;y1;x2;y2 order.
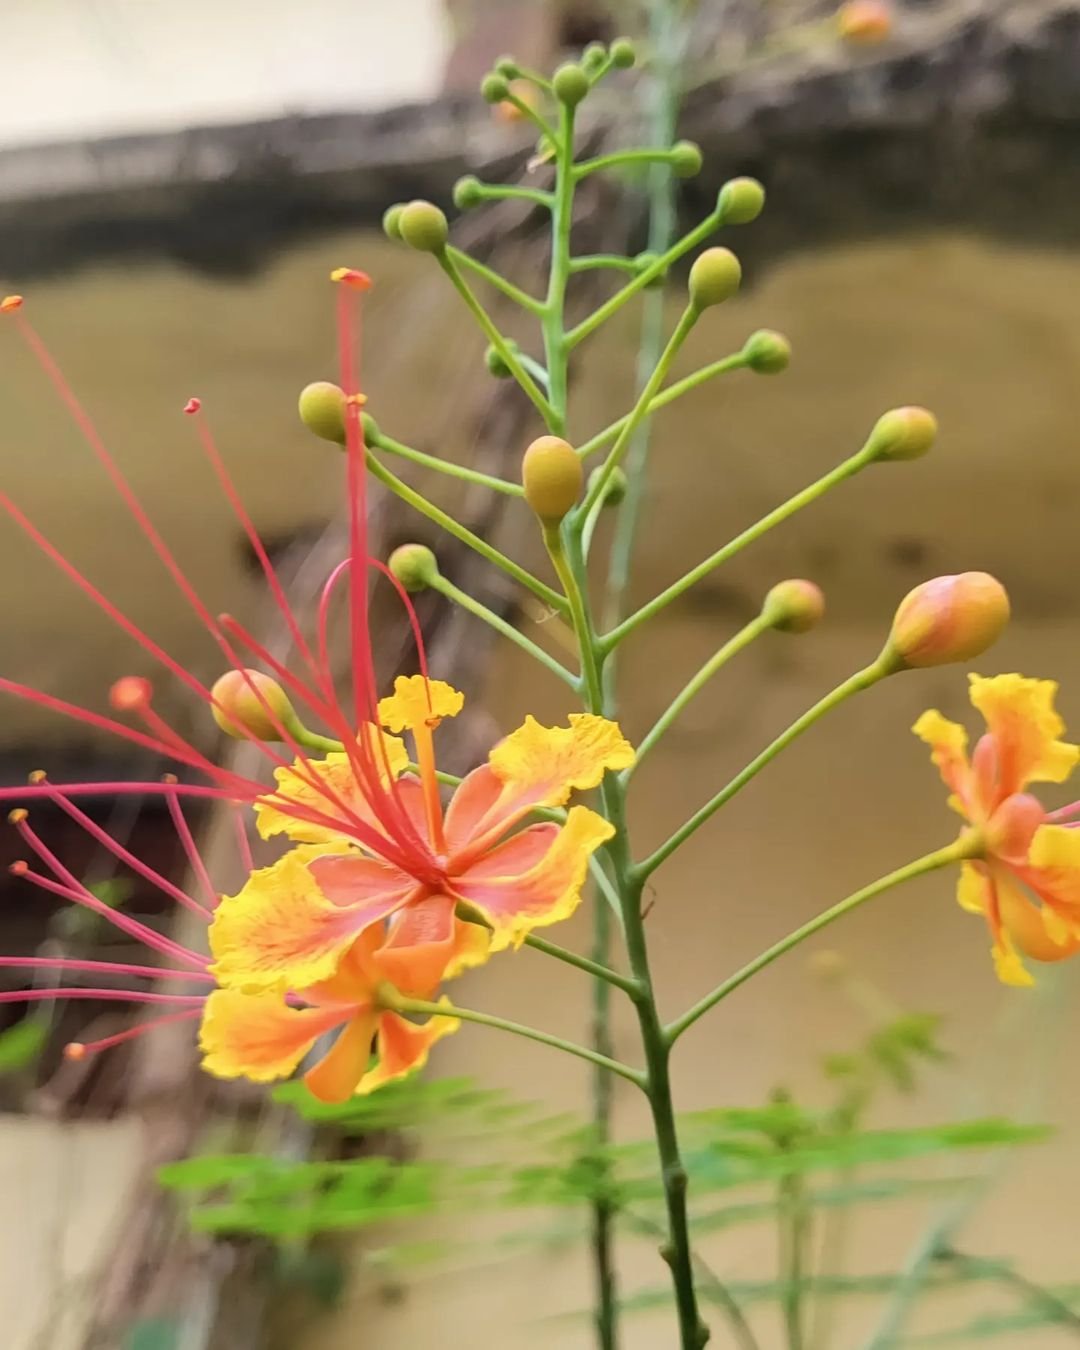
364;451;567;613
385;993;644;1087
590;898;619;1350
627;614;771;774
666;839;974;1043
524;931;638;995
447;245;546;316
465;183;554;207
574;148;685;180
436;249;554;421
576;352;749;461
289;724;346;755
429;572;578;689
779;1169;809;1350
544;523;605;709
502;89;557;141
570;254;640;276
605;447;875;650
644;664;886;878
936;1247;1080;1335
369;426;524;496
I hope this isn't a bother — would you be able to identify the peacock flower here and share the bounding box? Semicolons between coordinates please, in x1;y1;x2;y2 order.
915;673;1080;986
208;677;633;994
3;782;458;1101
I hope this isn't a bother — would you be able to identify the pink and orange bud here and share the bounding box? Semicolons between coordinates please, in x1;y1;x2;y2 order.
882;572;1010;672
210;669;298;743
1;295;24;313
867;406;938;462
183;397;201;415
762;579;825;634
836;0;893;44
330;267;373;291
110;676;153;712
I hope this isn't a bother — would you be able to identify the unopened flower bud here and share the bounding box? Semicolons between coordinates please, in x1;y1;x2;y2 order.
382;204;405;241
718;177;766;225
493;79;537;122
610;38;637;68
522;435;583;522
453;175;484;210
485;340;519;378
588;464;628;508
494;55;518;77
389;543;439;593
298;381;346;445
582;42;607;71
553;62;589;107
866;406;938;462
742;330;791;374
837;0;892;44
882;572;1010;672
360;410;380;443
481;72;510;103
399;201;449;253
688;248;742;310
670;141;703;178
211;670;298;742
762;579;825;633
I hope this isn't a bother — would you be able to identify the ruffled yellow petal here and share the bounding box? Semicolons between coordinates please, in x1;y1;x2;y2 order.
356;1005;458;1095
444;918;492;979
378;675;464;733
451;805;614;951
255;731;409;845
209;846;416;992
912;709;971;816
991;930;1035;988
956;861;989;914
968;674;1079;794
199;988;351;1082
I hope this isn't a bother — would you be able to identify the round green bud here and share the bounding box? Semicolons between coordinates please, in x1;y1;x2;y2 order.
610;38;636;68
688;247;742;309
582;42;607;71
382;203;405;241
671;140;703;178
453;175;485;210
553;62;589;106
522;435;584;522
359;410;380;443
298;381;346;445
484;340;519;378
211;670;298;742
762;579;825;634
718;177;766;225
399;200;449;253
588;464;628;508
866;406;938;462
494;55;519;77
481;72;510;103
388;543;439;593
742;329;791;374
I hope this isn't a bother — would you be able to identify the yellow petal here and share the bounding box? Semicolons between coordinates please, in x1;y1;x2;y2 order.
378;675;464;734
968;674;1079;793
990;929;1035;988
913;709;972;815
444;918;492;979
303;1010;379;1103
956;861;989;914
356;1005;458;1095
199;988;350;1082
255;733;408;845
451;806;614;951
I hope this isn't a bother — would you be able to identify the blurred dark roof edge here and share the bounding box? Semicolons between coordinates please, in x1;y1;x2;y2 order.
2;0;1078;281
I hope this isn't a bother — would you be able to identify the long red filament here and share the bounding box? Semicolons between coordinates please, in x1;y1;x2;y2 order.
65;1006;203;1059
0;955;212;982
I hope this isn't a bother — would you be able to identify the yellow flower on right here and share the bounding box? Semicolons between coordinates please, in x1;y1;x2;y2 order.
915;674;1080;986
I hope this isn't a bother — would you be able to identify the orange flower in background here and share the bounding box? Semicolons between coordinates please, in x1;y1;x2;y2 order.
209;676;634;996
915;674;1080;985
836;0;892;44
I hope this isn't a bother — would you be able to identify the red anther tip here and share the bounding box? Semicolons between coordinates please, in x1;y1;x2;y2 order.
110;675;153;711
161;772;179;785
7;809;27;825
330;267;373;291
28;770;46;784
64;1043;87;1061
346;392;368;407
1;295;24;313
183;397;202;416
9;860;28;875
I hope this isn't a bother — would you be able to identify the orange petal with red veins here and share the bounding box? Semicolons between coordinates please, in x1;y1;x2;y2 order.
209;846;417;992
303;1009;379;1102
374;893;458;994
968;674;1079;797
199;988;351;1082
451;807;613;949
357;1005;458;1095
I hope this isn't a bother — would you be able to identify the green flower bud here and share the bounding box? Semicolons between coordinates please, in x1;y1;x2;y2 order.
382;204;405;241
389;543;439;593
582;42;607;71
881;572;1010;672
399;200;449;253
762;579;825;633
553;62;589;106
494;55;519;77
360;410;380;443
211;670;298;742
481;72;510;103
588;464;628;508
688;247;742;310
485;340;519;378
610;38;637;68
671;140;703;178
742;329;791;374
453;176;484;210
866;406;938;462
298;381;346;445
522;435;584;522
718;177;766;225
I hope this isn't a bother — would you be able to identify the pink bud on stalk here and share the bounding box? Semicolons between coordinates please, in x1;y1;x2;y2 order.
210;669;299;742
881;572;1010;671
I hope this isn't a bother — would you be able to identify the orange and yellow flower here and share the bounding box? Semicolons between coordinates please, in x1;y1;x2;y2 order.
915;673;1080;985
209;676;633;996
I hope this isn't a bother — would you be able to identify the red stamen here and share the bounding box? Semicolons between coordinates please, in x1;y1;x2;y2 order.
65;1006;203;1059
1;295;24;312
232;807;255;876
163;776;217;908
0;988;205;1005
331;267;373;291
0;955;212;982
183;397;201;415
